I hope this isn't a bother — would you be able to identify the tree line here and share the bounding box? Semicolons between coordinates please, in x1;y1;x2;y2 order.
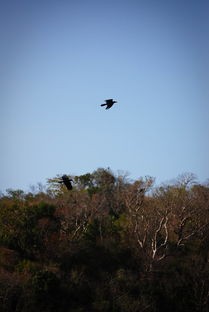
0;168;209;311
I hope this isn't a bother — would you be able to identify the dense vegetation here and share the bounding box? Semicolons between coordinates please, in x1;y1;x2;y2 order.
0;168;209;312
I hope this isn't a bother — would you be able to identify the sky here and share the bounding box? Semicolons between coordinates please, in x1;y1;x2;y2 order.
0;0;209;192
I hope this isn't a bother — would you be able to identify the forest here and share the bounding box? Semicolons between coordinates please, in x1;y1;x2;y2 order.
0;168;209;312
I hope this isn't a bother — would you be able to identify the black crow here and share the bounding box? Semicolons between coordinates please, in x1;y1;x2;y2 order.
101;99;117;110
59;175;73;190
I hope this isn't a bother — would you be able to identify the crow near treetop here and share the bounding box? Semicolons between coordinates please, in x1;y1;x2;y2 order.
59;175;73;190
101;99;117;110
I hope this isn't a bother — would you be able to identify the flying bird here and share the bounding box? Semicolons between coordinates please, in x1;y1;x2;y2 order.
101;99;117;110
58;175;73;190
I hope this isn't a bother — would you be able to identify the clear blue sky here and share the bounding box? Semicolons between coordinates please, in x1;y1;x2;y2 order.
1;0;209;192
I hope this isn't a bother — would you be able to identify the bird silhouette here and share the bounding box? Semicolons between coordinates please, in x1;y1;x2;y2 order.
58;175;73;190
101;99;117;110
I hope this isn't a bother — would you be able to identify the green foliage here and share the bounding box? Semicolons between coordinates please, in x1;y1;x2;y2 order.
0;201;60;257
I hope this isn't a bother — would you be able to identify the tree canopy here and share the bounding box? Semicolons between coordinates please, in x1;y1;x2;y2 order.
0;168;209;312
